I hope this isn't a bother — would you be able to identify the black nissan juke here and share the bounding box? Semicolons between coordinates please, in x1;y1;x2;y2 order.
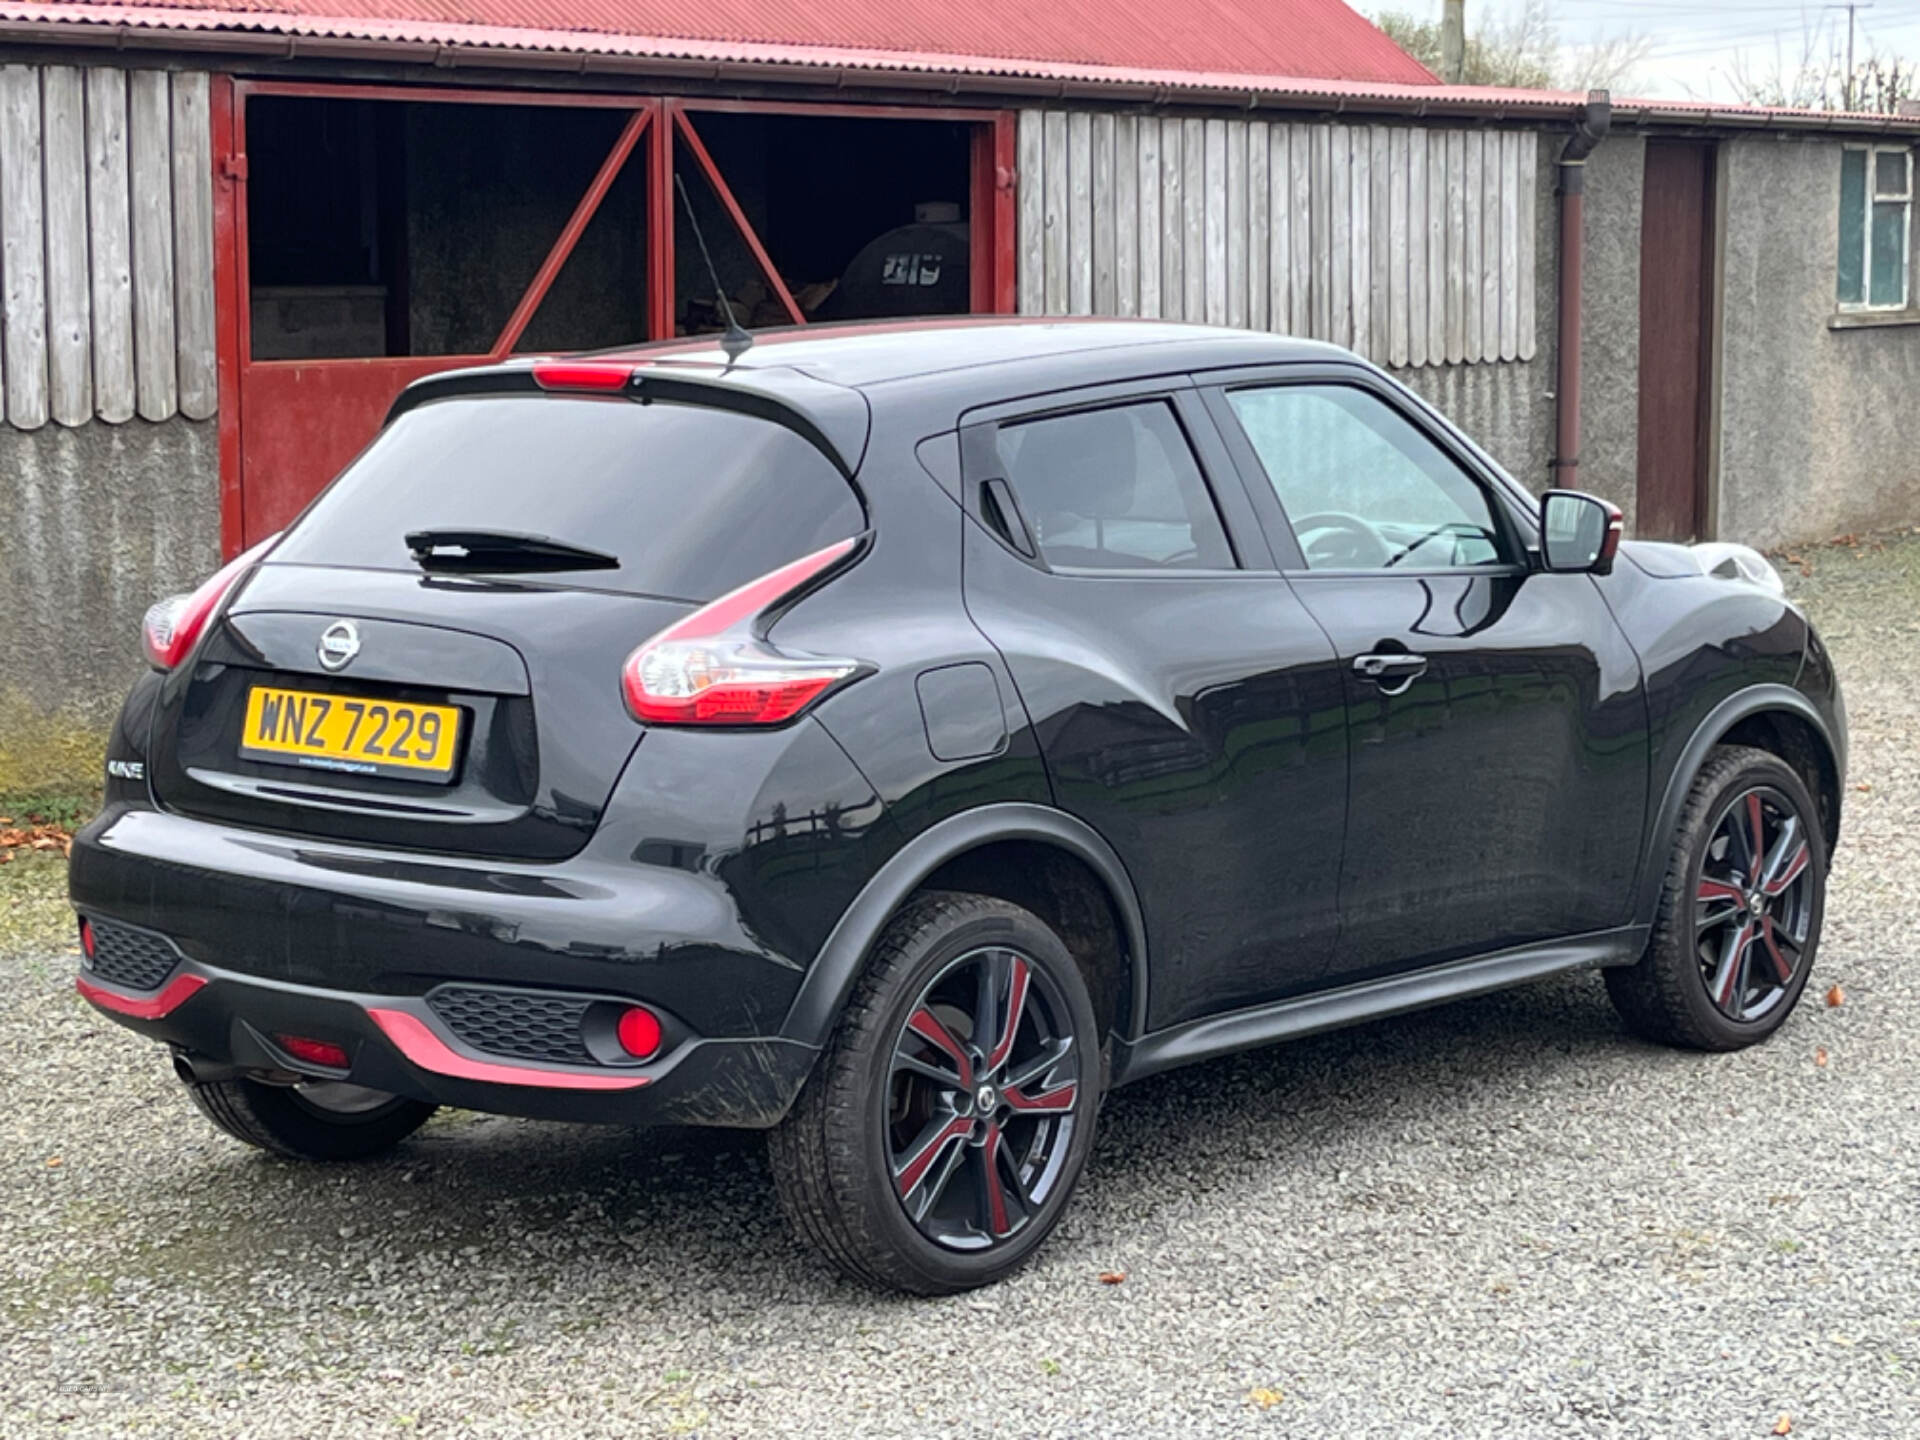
70;320;1845;1294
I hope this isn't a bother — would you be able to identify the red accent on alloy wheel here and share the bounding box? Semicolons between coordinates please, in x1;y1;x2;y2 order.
1713;919;1758;1008
1760;916;1795;984
984;957;1029;1072
895;1114;975;1200
981;1123;1013;1238
1695;786;1815;1023
1696;878;1744;905
885;945;1081;1253
1764;841;1810;896
906;1007;975;1089
1003;1081;1077;1114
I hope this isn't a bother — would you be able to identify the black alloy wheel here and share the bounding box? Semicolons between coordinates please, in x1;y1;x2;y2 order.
1605;744;1827;1051
1693;786;1815;1024
887;945;1082;1251
768;892;1102;1294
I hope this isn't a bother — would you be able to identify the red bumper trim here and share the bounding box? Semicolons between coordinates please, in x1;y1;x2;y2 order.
365;1008;651;1091
76;972;208;1020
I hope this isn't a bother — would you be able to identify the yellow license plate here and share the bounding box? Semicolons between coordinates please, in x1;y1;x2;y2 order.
239;686;463;782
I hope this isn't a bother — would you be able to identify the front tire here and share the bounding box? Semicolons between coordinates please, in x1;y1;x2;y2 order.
769;892;1102;1294
185;1074;436;1161
1606;744;1827;1051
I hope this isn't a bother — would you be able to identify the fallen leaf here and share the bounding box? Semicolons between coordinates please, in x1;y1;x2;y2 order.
1;822;75;854
44;1156;62;1168
1854;783;1872;793
1814;1048;1829;1068
1097;1271;1127;1286
1248;1388;1284;1409
1773;1415;1792;1436
1825;985;1845;1008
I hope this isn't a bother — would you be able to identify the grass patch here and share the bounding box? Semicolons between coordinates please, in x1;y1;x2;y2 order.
0;787;92;959
0;848;75;959
0;786;100;831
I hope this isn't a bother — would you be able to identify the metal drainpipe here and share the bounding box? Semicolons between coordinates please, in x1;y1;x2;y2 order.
1553;91;1612;492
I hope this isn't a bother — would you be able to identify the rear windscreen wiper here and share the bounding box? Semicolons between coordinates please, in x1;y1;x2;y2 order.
404;529;619;573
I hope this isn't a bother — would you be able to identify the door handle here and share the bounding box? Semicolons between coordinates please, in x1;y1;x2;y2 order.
1353;652;1429;691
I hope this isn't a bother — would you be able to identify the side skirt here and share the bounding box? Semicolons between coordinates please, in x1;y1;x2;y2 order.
1111;926;1649;1086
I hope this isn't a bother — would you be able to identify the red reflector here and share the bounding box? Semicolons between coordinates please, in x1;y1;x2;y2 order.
531;362;634;392
142;533;279;671
615;1006;663;1061
620;537;864;728
276;1034;351;1070
79;918;95;959
76;972;207;1020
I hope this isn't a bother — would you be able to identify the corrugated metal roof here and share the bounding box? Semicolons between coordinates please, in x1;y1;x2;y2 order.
4;0;1918;132
0;0;1438;84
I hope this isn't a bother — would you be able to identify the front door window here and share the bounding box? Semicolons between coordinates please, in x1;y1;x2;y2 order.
1226;384;1508;571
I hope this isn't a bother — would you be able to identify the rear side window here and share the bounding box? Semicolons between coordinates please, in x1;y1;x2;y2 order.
995;401;1235;571
271;395;864;601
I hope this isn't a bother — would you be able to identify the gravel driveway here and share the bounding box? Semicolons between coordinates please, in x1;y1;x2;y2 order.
6;537;1918;1439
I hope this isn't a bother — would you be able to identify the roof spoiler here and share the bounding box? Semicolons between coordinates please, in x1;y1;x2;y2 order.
384;360;871;479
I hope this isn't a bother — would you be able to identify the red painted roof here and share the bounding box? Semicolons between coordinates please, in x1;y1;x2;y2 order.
2;0;1438;83
8;0;1920;133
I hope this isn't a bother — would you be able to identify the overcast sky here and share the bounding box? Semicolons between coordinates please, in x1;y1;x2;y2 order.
1365;0;1920;100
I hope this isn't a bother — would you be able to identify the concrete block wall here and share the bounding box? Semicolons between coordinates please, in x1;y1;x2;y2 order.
1717;135;1920;547
0;418;219;795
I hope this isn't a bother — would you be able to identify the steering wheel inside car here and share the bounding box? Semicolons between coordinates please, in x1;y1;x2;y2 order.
1382;519;1499;568
1289;511;1394;569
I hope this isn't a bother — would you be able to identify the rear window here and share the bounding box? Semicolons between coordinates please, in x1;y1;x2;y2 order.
271;395;865;601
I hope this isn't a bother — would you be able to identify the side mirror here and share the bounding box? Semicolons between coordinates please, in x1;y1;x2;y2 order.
1540;490;1623;575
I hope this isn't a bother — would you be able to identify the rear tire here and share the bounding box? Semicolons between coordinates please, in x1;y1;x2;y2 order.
769;891;1101;1295
1606;744;1826;1051
185;1074;436;1161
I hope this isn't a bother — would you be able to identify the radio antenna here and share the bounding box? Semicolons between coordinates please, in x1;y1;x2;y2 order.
674;172;754;366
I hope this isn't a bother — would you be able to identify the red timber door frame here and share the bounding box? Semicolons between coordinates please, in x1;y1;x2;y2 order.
212;79;1015;557
1634;138;1720;542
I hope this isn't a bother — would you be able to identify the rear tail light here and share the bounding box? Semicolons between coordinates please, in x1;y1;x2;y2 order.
141;534;279;671
621;537;866;726
79;917;95;960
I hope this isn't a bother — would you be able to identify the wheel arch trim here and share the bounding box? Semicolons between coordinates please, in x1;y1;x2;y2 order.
1635;683;1841;924
780;803;1151;1047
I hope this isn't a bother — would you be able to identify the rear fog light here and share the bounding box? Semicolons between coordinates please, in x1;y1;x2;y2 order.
615;1006;663;1061
276;1034;351;1070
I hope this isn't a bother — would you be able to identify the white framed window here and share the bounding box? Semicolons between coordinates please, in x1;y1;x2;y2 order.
1839;144;1912;311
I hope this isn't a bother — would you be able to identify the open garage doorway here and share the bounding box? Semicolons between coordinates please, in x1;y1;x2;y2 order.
670;105;983;332
216;82;1013;551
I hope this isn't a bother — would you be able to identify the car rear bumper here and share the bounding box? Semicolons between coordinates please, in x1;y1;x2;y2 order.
74;951;816;1126
68;803;822;1127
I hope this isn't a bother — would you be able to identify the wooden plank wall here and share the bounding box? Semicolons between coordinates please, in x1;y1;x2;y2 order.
0;63;215;431
1017;110;1539;369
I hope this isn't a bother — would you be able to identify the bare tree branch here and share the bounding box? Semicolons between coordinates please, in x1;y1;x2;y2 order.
1374;1;1647;93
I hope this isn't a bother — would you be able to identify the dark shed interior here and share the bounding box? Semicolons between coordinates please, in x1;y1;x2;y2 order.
245;95;976;360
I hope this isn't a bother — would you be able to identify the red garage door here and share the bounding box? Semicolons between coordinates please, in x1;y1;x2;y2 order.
211;80;1015;555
